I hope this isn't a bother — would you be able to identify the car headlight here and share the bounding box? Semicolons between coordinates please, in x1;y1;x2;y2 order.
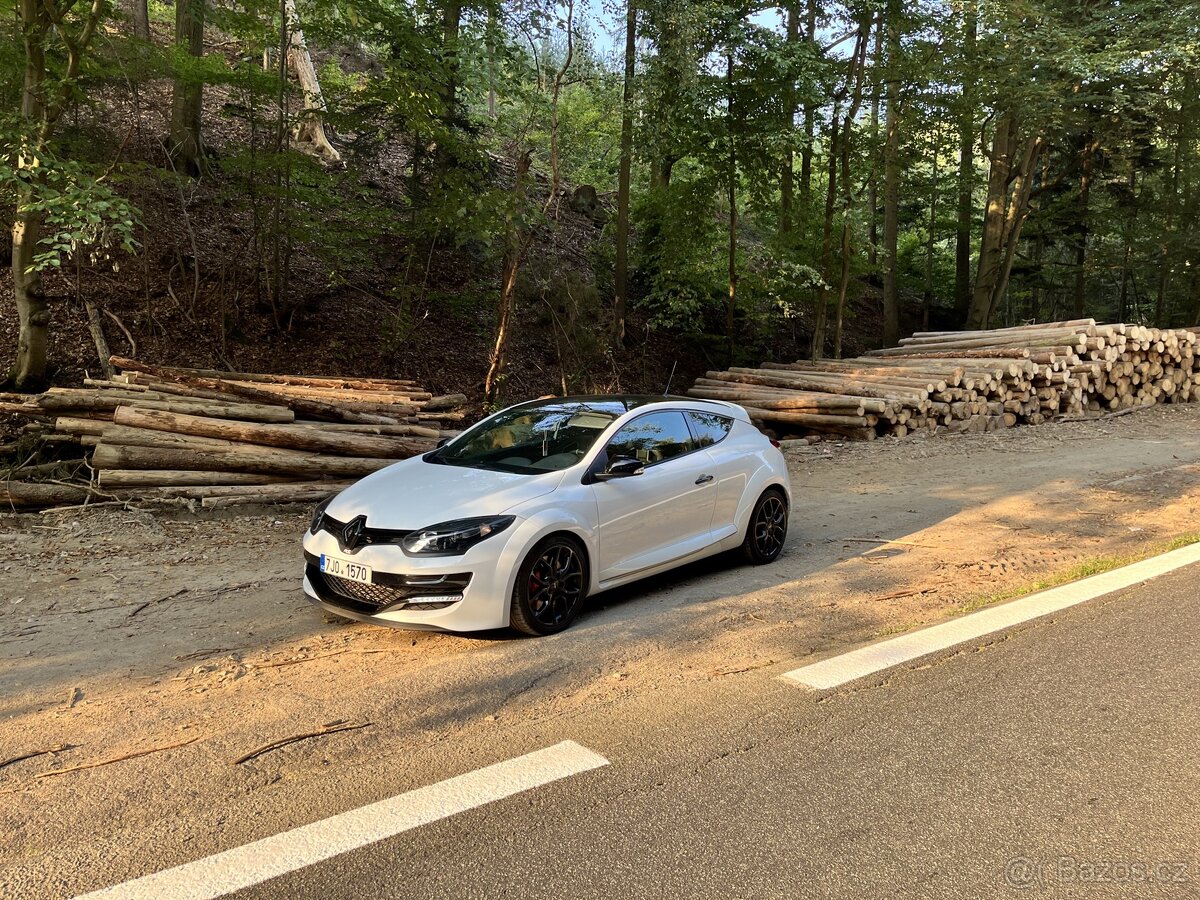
310;497;332;534
401;515;516;556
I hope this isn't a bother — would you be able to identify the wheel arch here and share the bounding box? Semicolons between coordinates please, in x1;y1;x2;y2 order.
734;471;792;541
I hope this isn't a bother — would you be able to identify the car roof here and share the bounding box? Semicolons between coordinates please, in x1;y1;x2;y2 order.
507;394;748;421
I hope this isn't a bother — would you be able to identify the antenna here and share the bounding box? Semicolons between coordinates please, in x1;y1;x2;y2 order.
663;360;678;397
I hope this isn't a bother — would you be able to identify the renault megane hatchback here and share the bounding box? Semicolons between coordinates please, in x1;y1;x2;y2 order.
302;395;791;635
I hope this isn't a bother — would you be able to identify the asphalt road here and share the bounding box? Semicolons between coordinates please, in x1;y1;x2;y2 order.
55;560;1195;900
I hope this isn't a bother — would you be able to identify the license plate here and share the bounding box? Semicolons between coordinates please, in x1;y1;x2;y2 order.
320;554;373;585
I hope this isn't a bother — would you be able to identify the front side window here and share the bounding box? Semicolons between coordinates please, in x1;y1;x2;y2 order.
606;412;695;465
687;412;734;447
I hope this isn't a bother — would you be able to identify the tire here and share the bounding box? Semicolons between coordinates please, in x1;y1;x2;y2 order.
509;535;588;636
741;488;788;564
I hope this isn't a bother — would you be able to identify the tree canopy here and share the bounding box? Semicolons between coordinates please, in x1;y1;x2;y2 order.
3;0;1200;397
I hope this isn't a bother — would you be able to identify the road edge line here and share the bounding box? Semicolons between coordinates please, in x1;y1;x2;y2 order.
780;540;1200;690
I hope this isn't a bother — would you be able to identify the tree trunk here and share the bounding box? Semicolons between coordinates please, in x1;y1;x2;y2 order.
1072;133;1096;319
923;124;942;332
9;195;49;391
8;2;50;391
881;0;902;347
1031;231;1045;322
812;110;839;361
436;0;462;174
833;24;871;359
867;13;884;268
798;0;818;205
128;0;150;40
613;0;636;349
780;1;799;236
726;50;738;362
1155;123;1182;326
8;0;107;391
1118;167;1135;322
966;115;1041;329
169;0;206;176
485;152;533;405
284;0;341;164
953;0;977;318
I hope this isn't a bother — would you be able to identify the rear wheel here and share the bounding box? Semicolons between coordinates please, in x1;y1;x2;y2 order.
510;536;588;636
741;488;788;564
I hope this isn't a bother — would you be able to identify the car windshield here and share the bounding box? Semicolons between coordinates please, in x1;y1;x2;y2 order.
431;400;623;474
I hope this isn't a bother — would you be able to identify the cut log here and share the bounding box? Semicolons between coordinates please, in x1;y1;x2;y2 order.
0;482;96;509
97;470;304;488
108;361;403;424
113;407;434;459
36;392;295;423
97;424;317;457
134;481;354;501
91;443;397;478
109;358;419;389
422;393;469;411
292;422;442;439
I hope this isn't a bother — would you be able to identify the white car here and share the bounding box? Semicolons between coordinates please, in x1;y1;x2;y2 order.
302;396;791;635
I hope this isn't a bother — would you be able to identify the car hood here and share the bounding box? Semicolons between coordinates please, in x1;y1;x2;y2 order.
325;456;567;529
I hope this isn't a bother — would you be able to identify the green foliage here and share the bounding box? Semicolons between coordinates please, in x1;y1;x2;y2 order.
0;127;140;274
633;172;724;332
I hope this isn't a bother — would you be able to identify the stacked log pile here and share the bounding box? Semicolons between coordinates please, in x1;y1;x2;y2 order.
689;320;1200;442
1;358;467;509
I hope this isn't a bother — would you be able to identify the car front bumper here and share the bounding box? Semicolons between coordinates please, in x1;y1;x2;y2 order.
301;528;518;632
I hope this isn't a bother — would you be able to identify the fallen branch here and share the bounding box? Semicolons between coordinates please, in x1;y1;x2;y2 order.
232;720;371;765
34;736;201;779
0;744;74;770
710;660;776;677
127;587;189;618
870;586;938;602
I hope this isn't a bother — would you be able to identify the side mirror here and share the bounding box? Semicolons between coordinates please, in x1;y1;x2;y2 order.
596;457;644;480
436;437;450;448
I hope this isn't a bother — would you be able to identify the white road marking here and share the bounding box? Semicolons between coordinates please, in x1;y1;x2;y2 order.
782;540;1200;690
74;740;609;900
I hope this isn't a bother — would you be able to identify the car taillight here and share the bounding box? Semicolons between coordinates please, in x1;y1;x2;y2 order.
769;438;781;448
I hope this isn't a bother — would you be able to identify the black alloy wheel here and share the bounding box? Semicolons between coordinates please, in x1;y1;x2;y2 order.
510;536;587;636
742;489;788;564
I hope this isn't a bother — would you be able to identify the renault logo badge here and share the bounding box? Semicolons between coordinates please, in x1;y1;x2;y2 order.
341;515;367;552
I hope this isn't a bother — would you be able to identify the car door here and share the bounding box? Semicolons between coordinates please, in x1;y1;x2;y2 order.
685;410;742;541
591;411;719;583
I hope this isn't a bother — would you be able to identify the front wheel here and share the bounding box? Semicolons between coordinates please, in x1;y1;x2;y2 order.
510;536;588;636
741;488;788;564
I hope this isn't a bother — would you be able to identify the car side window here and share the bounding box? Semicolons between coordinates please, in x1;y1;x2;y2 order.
686;412;734;447
606;412;696;466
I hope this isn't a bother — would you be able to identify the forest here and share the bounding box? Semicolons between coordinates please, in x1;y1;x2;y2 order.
2;0;1199;405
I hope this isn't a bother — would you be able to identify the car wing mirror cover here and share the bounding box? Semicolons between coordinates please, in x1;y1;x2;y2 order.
598;457;645;479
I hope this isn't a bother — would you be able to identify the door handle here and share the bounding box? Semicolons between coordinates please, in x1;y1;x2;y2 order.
695;474;714;485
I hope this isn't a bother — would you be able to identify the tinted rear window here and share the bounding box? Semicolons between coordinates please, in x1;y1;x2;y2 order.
687;412;734;447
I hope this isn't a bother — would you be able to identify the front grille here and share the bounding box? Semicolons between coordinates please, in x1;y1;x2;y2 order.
322;574;412;609
305;561;470;616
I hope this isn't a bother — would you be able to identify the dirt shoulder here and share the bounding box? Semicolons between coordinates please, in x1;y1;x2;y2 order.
3;404;1200;894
